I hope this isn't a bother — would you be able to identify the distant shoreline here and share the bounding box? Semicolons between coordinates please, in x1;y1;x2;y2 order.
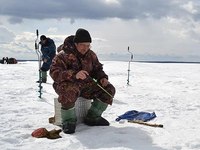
135;60;200;64
17;60;200;64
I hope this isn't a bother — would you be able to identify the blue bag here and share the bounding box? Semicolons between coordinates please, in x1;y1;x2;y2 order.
116;110;157;122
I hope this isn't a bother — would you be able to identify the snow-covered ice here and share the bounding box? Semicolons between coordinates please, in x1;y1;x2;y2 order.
0;61;200;150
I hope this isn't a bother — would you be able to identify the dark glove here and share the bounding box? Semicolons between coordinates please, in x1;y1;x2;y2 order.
47;129;62;139
31;128;62;139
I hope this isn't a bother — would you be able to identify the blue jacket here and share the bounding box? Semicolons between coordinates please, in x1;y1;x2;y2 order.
40;38;56;71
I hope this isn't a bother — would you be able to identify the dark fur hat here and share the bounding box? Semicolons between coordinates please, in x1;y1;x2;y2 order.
40;35;47;41
73;28;92;43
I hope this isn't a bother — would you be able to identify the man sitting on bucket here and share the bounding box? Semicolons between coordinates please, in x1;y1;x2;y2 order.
50;28;115;134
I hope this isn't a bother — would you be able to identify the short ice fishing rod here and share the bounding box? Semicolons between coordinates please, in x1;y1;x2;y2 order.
93;78;114;98
88;76;114;98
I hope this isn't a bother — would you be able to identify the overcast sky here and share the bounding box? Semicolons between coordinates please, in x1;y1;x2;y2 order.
1;0;200;61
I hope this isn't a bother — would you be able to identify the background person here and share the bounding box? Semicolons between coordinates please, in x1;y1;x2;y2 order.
39;35;56;83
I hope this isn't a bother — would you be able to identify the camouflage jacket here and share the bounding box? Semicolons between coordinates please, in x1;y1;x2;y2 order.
50;37;108;88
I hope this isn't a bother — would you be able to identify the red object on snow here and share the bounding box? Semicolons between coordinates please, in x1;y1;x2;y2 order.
31;128;48;138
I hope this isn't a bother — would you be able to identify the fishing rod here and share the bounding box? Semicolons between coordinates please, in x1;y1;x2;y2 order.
91;78;114;98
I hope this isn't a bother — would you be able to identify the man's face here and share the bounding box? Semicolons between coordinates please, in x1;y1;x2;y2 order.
75;42;90;55
40;39;47;45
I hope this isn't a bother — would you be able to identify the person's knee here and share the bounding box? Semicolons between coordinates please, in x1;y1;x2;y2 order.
61;102;75;110
57;83;80;105
58;91;79;104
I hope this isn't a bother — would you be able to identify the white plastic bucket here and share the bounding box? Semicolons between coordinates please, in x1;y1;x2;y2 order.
54;97;91;126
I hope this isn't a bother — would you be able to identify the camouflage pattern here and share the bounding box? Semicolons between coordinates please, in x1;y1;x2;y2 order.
50;36;115;107
57;35;74;53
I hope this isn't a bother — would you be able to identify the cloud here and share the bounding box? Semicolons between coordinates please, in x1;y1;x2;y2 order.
0;26;15;43
8;17;23;24
1;0;200;61
47;27;58;33
0;30;36;58
181;1;198;14
0;0;199;24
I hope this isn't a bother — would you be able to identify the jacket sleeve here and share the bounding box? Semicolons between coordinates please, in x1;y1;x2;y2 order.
49;54;77;83
91;52;108;81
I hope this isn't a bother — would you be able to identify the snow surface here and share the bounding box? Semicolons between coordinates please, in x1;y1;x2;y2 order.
0;61;200;150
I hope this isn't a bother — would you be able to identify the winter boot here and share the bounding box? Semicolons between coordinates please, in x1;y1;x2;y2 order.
84;99;109;126
36;71;47;83
61;107;77;134
41;71;47;83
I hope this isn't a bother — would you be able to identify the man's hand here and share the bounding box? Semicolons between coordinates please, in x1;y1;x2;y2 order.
76;70;89;80
47;129;62;139
100;78;109;87
43;58;48;63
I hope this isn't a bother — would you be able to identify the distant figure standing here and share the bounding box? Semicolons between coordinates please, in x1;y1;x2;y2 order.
0;57;5;64
2;57;6;64
5;57;8;64
39;35;56;83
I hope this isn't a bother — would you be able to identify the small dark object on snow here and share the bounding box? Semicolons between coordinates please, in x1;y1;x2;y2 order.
0;57;17;64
